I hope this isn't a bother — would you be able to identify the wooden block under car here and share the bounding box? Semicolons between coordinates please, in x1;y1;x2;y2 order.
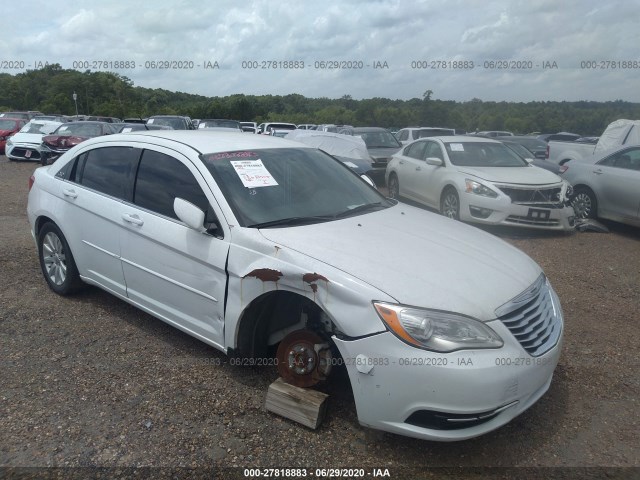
265;377;329;429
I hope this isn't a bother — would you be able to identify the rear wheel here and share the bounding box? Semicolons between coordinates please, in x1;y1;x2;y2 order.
440;188;460;220
37;222;83;295
388;174;400;199
571;187;597;219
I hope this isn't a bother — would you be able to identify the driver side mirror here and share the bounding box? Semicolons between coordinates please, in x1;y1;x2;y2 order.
174;198;206;232
425;157;443;166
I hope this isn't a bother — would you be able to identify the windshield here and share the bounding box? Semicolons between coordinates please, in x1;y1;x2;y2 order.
445;142;527;167
200;119;240;129
54;123;103;136
0;119;18;130
357;131;401;148
416;129;455;138
202;148;390;227
149;117;185;129
503;142;533;159
20;121;58;134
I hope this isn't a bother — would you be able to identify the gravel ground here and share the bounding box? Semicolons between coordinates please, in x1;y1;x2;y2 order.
1;155;639;478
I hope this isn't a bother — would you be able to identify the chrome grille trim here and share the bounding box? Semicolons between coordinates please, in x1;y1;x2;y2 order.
496;274;562;357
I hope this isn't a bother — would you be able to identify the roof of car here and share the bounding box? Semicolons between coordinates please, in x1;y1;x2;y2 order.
351;127;391;132
95;130;315;153
433;135;498;143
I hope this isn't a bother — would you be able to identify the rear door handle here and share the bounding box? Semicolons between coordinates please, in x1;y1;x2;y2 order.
62;189;78;199
122;213;144;226
399;160;405;165
416;166;422;171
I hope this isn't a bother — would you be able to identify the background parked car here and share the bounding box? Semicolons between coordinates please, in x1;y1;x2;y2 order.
85;116;121;123
240;121;258;133
386;136;575;230
395;127;456;145
498;139;567;175
341;127;402;185
198;119;243;131
0;112;34;122
147;115;195;130
257;122;296;134
494;135;548;159
285;129;376;184
0;118;27;154
117;123;173;133
5;120;62;161
561;145;640;227
40;121;117;165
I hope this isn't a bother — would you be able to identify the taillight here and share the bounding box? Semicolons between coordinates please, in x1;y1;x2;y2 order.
559;165;568;174
545;144;550;159
28;175;35;191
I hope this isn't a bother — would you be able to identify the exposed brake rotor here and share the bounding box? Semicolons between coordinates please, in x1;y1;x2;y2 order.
276;329;332;388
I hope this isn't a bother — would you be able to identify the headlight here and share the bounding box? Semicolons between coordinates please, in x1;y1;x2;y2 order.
4;137;11;145
373;302;503;352
465;179;498;198
563;181;573;198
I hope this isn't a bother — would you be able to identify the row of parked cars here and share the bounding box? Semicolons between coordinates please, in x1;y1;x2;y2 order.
5;110;639;228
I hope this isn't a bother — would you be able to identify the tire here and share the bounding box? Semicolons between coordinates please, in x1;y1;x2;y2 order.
388;173;400;199
440;188;460;220
37;222;84;295
571;186;597;219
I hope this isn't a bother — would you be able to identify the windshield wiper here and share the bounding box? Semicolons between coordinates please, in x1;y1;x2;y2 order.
248;215;334;228
333;202;386;219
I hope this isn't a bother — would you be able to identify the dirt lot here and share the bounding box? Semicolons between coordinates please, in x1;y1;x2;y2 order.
1;155;639;478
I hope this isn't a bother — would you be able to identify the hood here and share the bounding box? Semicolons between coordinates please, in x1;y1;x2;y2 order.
259;204;541;321
457;165;562;185
367;146;402;159
9;132;45;144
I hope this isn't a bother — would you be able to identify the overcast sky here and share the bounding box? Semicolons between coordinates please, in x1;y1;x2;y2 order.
3;0;640;102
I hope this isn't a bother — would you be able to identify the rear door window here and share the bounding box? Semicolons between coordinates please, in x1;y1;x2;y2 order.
77;146;141;201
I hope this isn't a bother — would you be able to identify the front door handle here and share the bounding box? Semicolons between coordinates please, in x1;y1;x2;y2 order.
593;169;603;175
416;166;422;171
122;213;144;226
62;189;78;199
399;160;405;165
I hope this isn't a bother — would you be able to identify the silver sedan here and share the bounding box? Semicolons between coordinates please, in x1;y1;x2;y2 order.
561;146;640;227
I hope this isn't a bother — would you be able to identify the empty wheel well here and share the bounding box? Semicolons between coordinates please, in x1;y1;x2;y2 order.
233;291;326;359
35;216;55;236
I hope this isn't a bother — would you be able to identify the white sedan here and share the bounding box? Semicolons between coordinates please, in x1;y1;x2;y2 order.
386;136;575;230
27;131;563;441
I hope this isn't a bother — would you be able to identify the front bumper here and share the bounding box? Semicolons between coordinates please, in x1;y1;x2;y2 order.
459;192;575;231
6;142;47;162
333;321;562;441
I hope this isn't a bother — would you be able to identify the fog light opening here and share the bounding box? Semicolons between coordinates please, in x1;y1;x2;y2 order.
469;206;493;219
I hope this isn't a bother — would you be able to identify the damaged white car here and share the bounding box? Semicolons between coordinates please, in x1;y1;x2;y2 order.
386;136;576;230
27;131;564;441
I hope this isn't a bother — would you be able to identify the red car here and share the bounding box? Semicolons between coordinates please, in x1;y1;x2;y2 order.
0;118;27;154
40;121;117;165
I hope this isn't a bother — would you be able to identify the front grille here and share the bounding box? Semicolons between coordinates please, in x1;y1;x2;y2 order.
496;274;562;357
11;148;41;159
505;215;559;227
405;401;518;430
497;185;562;206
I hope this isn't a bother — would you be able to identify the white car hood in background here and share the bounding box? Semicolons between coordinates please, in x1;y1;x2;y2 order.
10;132;46;144
457;166;562;185
259;204;541;321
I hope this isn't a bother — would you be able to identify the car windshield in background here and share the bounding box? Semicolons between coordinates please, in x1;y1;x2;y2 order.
445;142;527;167
54;124;103;136
358;131;400;148
200;120;241;129
416;129;455;138
503;142;534;159
20;122;55;134
202;148;390;228
0;119;18;129
149;118;185;129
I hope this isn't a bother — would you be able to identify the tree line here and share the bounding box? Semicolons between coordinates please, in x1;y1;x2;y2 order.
1;64;639;135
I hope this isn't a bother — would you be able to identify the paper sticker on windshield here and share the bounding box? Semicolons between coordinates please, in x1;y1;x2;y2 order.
450;143;464;151
58;126;69;132
121;127;133;133
147;119;154;124
344;161;358;169
231;159;279;188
